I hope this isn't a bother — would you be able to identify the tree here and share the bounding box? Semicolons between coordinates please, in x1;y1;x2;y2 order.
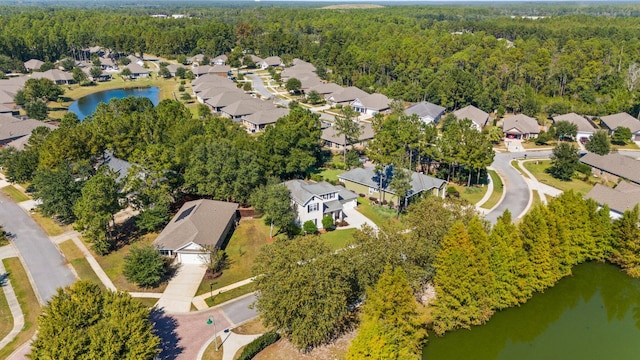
585;130;610;155
89;66;103;80
60;58;76;71
20;78;63;102
72;67;87;84
123;245;168;287
322;215;334;230
24;99;48;120
199;245;228;275
303;220;318;234
250;181;296;238
612;126;632;145
306;90;322;105
242;54;256;68
31;281;160;359
32;162;82;224
120;67;132;79
389;167;411;217
610;205;640;277
175;66;186;79
3;147;39;183
158;66;171;78
73;169;121;255
548;142;579;181
554;120;578;141
346;266;427;360
285;77;302;93
485;126;504;144
333;105;362;162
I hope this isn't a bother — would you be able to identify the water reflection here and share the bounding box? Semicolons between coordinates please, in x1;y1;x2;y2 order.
68;87;160;120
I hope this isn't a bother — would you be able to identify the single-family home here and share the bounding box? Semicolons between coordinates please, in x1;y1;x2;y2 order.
219;99;272;120
192;65;211;78
307;82;344;98
166;64;184;77
584;181;640;219
259;56;283;69
338;166;447;205
502;114;540;139
23;59;44;72
322;122;375;151
0;103;14;115
31;69;74;85
404;101;446;125
283;180;358;229
204;91;251;112
153;199;238;264
453;105;490;130
552;113;597;142
242;107;289;133
99;57;117;71
209;65;231;78
127;55;144;67
100;150;132;183
212;55;227;66
350;93;391;116
579;152;640;185
599;112;640;141
0;114;57;146
187;54;206;66
326;86;369;106
245;55;263;67
124;63;150;79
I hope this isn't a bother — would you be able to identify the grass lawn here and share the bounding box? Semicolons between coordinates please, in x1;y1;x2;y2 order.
0;277;12;346
612;142;640;150
447;183;488;205
205;283;255;307
195;219;271;296
201;336;224;360
316;168;346;182
510;160;529;178
0;258;40;359
531;190;542;209
135;297;159;308
1;185;29;202
319;228;356;251
523;160;595;195
356;197;398;226
31;212;68;237
202;318;269;360
92;233;166;293
480;170;504;210
58;240;104;288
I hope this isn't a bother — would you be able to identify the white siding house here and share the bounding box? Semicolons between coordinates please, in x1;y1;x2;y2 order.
284;180;357;229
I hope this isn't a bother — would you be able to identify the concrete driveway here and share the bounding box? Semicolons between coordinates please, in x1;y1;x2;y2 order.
0;193;75;304
156;264;206;314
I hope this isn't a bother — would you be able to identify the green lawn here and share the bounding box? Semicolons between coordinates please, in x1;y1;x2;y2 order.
31;213;68;237
523;160;595;195
196;219;271;296
319;228;357;251
1;185;29;202
316;168;346;182
356;197;398;226
134;297;159;308
480;170;504;210
58;240;104;289
447;183;488;205
205;283;255;307
510;160;529;178
0;275;12;347
0;258;40;359
611;142;640;150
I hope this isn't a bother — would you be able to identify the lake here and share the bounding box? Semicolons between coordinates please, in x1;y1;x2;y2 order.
422;262;640;360
68;87;160;120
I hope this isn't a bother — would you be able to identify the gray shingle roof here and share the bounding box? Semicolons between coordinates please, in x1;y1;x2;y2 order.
24;59;44;71
102;150;131;183
125;63;149;75
338;166;446;197
308;82;343;96
0;114;56;142
405;101;446;123
353;93;390;111
204;91;251;108
502;114;540;135
321;122;374;146
262;56;282;67
284;180;346;206
552;113;597;133
600;112;640;134
580;152;640;184
221;99;271;117
242;108;289;126
327;86;369;104
31;69;74;82
585;182;640;214
453;105;489;129
153;199;238;251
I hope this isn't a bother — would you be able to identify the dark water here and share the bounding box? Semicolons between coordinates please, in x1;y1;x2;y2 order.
423;262;640;360
68;87;159;120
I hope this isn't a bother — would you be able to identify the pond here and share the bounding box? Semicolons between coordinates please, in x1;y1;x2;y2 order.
68;87;160;120
423;262;640;360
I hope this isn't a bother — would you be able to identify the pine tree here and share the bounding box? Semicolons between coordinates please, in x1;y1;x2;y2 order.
519;206;559;291
611;205;640;277
466;217;495;317
347;265;427;360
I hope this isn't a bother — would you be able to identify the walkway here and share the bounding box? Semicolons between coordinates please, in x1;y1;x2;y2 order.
156;264;207;313
192;277;255;311
0;245;23;351
197;331;263;360
518;159;562;205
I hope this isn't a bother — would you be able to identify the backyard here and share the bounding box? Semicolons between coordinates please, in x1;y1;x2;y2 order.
522;160;596;195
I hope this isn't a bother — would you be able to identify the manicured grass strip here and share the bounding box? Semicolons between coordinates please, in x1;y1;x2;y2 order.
0;258;40;359
201;336;224;360
316;168;346;182
205;283;255;307
531;190;542;209
480;170;503;210
0;186;29;203
510;160;529;178
58;240;104;289
319;229;356;251
522;160;594;195
0;277;12;345
31;213;67;237
134;297;158;308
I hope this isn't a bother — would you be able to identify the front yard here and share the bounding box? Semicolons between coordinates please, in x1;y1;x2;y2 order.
522;160;596;195
356;197;398;226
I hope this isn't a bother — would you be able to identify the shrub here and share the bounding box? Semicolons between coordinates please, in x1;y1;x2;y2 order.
322;215;334;230
123;246;168;288
180;92;192;101
358;193;365;197
237;331;280;360
303;220;318;235
576;162;592;176
178;85;185;92
310;174;323;182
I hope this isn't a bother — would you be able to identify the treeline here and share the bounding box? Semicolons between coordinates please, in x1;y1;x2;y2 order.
4;6;640;114
0;98;324;253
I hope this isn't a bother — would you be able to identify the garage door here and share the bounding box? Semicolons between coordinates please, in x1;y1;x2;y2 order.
178;252;206;265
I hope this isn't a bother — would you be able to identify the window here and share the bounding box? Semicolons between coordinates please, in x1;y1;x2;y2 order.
307;203;320;212
321;193;335;200
159;250;173;256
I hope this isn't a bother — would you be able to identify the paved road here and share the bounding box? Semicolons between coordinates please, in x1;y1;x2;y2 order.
219;293;258;325
246;74;271;100
0;193;75;303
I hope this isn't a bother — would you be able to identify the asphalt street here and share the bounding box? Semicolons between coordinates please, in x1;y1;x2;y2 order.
219;293;258;325
0;193;75;303
246;73;271;99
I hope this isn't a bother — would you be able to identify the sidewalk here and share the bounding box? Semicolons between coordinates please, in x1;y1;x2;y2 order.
474;166;495;214
0;245;24;351
192;277;256;311
518;159;562;205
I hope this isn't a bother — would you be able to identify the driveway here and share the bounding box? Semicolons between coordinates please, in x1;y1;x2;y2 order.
156;264;207;314
0;193;75;304
246;74;271;99
341;207;378;231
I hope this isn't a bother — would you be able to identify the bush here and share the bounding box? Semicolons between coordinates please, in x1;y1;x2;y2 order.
358;193;365;197
310;174;323;182
178;85;185;92
322;215;334;230
237;331;280;360
303;220;318;235
576;162;592;176
123;246;168;288
180;92;192;101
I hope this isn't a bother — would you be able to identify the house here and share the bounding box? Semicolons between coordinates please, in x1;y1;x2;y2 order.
338;166;447;205
212;55;227;66
82;67;111;82
584;181;640;219
579;152;640;185
124;63;150;79
259;56;283;69
453;105;490;130
326;86;369;106
31;69;74;85
166;64;185;77
209;65;231;78
0;103;14;115
322;122;375;151
552;113;597;142
153;199;238;264
23;59;44;72
284;180;358;229
242;107;289;133
99;57;117;71
599;112;640;141
100;150;131;183
187;54;206;66
192;65;211;78
350;93;391;116
204;91;251;112
127;55;144;66
219;99;272;120
404;101;446;125
0;114;57;146
307;82;343;98
502;114;540;139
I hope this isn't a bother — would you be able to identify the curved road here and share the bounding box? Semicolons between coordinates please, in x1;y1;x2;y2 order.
246;74;271;100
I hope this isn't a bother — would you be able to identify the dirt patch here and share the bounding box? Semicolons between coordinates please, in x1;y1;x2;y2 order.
254;330;356;360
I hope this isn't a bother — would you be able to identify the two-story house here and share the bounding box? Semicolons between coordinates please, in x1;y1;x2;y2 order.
284;180;358;229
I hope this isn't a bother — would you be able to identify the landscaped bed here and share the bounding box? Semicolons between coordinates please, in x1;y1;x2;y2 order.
356;197;398;226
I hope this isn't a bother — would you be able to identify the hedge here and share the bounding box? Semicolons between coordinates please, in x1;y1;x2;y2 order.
237;331;280;360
